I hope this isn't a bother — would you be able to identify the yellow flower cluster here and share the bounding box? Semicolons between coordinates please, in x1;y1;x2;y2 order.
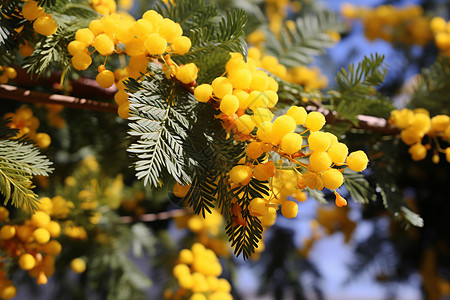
341;3;432;46
4;106;51;148
390;108;450;163
21;1;57;36
194;52;278;122
45;104;66;129
0;201;62;288
299;207;356;258
63;222;88;240
247;47;328;91
89;0;117;15
67;10;195;119
186;209;230;257
0;269;16;299
166;243;232;300
430;17;450;54
264;0;301;35
195;54;369;223
118;0;134;11
0;66;17;84
120;190;147;216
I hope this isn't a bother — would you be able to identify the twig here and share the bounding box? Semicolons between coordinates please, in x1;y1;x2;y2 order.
120;208;193;223
306;105;400;135
0;84;118;113
0;83;400;135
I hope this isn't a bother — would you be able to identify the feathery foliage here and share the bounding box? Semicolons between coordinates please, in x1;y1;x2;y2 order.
155;0;219;33
306;187;327;204
0;118;19;140
21;1;96;77
333;54;389;124
127;70;194;188
377;180;424;228
22;34;72;78
371;139;424;228
0;139;53;212
264;11;342;67
0;0;26;56
183;104;245;217
226;178;269;259
173;8;248;83
37;0;56;8
88;224;153;300
343;170;376;204
410;55;450;115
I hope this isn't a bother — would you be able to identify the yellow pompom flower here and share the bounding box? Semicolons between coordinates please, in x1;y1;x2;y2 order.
175;63;198;84
71;258;86;273
346;150;369;172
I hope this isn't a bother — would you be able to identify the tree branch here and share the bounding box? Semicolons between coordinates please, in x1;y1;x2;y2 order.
306;105;400;135
0;84;117;113
120;208;193;223
0;83;400;135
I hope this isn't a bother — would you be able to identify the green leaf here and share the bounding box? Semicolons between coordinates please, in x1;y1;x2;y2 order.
0;139;53;212
343;170;376;204
264;10;342;67
376;181;423;229
22;33;71;78
155;0;218;33
127;73;193;188
333;54;388;125
0;118;19;140
410;56;450;115
185;173;217;217
0;0;26;57
306;187;327;204
226;178;269;259
175;9;248;74
37;0;56;8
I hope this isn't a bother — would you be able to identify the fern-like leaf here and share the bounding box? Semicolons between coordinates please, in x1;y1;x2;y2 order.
226;178;269;259
333;54;388;124
0;0;26;57
174;9;248;82
0;140;53;211
264;11;342;67
410;56;450;115
127;73;193;188
155;0;218;33
343;170;376;204
22;1;96;77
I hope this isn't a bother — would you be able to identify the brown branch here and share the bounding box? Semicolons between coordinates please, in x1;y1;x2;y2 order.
0;82;400;135
306;105;400;135
0;84;118;113
120;208;193;223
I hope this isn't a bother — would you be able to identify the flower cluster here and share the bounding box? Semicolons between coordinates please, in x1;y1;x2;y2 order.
175;207;230;258
89;0;117;15
166;243;232;300
0;201;62;288
0;268;16;299
264;0;302;35
247;47;328;91
194;54;369;221
0;66;17;84
21;1;58;36
4;106;51;148
67;10;195;119
430;16;450;55
390;108;450;163
341;3;432;46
